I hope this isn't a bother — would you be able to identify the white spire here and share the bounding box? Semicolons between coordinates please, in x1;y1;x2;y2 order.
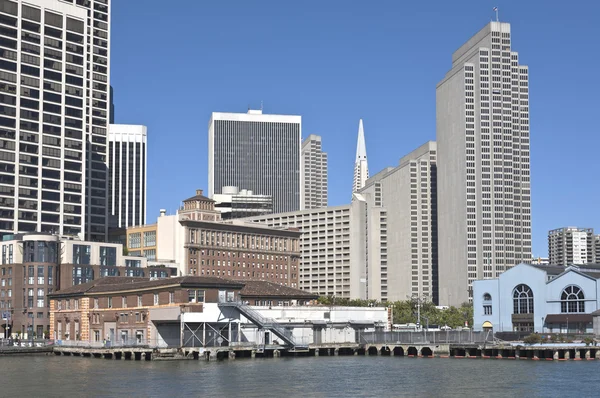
353;119;369;194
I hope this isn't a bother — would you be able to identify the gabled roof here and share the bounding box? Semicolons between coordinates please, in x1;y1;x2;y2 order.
240;280;318;299
546;266;598;284
49;276;244;298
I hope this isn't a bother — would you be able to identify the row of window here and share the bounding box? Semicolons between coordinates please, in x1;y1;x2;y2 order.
483;284;588;315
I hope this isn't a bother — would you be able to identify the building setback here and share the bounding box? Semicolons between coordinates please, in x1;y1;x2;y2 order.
301;134;328;209
0;0;111;241
108;124;147;229
359;141;438;303
244;200;370;300
213;186;272;220
548;227;595;266
436;21;532;306
208;109;301;213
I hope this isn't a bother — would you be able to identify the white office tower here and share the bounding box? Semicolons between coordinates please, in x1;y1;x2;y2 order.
352;119;369;194
108;124;147;228
437;21;532;305
0;0;110;241
301;134;328;209
208;109;301;214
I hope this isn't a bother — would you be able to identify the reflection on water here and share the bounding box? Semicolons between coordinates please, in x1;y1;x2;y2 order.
0;355;598;397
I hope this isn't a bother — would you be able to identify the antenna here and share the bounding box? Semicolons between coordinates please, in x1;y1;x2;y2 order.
493;6;499;22
261;100;263;112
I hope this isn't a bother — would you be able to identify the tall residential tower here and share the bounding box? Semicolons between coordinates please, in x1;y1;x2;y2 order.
352;119;369;194
437;21;532;305
108;124;147;228
208;109;301;213
0;0;111;241
301;134;327;209
548;227;595;266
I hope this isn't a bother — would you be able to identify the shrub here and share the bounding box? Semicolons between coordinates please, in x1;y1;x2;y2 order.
523;333;542;345
583;337;594;346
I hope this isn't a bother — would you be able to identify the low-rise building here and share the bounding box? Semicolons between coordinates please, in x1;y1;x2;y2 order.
48;276;387;348
473;263;600;334
0;233;175;339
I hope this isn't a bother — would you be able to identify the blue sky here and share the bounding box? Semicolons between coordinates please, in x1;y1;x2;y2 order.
111;0;600;258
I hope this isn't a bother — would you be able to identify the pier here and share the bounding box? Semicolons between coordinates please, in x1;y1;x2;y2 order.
51;342;600;361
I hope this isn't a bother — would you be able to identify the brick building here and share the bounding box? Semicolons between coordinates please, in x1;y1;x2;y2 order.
0;233;175;339
48;276;317;346
182;219;301;288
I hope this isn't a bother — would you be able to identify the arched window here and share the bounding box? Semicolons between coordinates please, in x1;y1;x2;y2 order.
483;293;492;301
561;285;585;313
483;293;492;315
513;284;533;314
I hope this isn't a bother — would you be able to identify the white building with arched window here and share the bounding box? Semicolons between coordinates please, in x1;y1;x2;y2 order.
473;263;600;333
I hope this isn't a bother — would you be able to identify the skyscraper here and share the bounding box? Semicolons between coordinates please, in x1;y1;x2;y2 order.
353;119;368;194
108;124;147;228
301;134;327;209
437;21;532;305
208;109;301;214
0;0;110;241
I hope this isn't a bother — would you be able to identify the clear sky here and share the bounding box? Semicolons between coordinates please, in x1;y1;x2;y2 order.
111;0;600;258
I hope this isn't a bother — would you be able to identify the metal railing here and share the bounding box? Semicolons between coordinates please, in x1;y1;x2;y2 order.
55;338;159;348
359;330;494;345
219;302;301;348
0;338;54;348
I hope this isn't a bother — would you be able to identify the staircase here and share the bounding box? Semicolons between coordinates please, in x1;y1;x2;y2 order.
219;302;307;349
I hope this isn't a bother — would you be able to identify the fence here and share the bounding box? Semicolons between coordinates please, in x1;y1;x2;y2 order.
358;330;494;345
0;338;54;348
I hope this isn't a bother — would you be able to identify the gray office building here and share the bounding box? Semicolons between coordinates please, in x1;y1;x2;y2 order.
437;21;532;306
208;109;301;214
0;0;110;241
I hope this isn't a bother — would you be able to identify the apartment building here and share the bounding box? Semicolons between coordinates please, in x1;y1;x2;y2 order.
0;0;111;241
301;134;327;209
548;227;595;266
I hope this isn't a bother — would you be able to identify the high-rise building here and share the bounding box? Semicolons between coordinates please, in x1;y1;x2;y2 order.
0;0;110;241
301;134;327;209
208;109;301;214
108;124;147;228
359;141;438;303
353;119;369;194
595;235;600;264
548;227;595;266
244;200;369;299
437;21;532;305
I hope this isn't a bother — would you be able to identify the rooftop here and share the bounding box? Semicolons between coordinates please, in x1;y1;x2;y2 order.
240;280;318;299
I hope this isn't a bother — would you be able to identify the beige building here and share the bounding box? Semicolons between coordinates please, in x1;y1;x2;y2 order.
359;142;438;303
301;135;328;209
245;199;373;300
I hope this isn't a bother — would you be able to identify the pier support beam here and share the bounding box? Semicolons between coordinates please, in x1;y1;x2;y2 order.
273;350;280;358
564;350;570;360
533;350;539;360
553;351;559;360
229;351;236;360
575;350;581;360
251;350;256;359
314;349;319;357
596;350;600;360
585;350;591;360
334;348;339;356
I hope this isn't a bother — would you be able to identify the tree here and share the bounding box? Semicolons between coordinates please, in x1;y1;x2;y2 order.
523;333;542;345
122;246;129;256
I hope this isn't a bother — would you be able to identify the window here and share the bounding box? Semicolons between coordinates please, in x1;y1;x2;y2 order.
122;296;127;308
484;305;492;315
483;293;492;301
72;244;91;264
188;290;205;303
137;295;142;307
108;297;112;308
561;285;585;313
99;246;116;266
512;284;533;314
169;292;174;304
94;298;98;309
153;293;159;305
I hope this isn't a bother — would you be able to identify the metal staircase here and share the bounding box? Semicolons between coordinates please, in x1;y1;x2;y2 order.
219;302;307;349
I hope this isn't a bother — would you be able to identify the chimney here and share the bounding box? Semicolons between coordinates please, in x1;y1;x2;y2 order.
159;209;166;217
196;189;203;196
